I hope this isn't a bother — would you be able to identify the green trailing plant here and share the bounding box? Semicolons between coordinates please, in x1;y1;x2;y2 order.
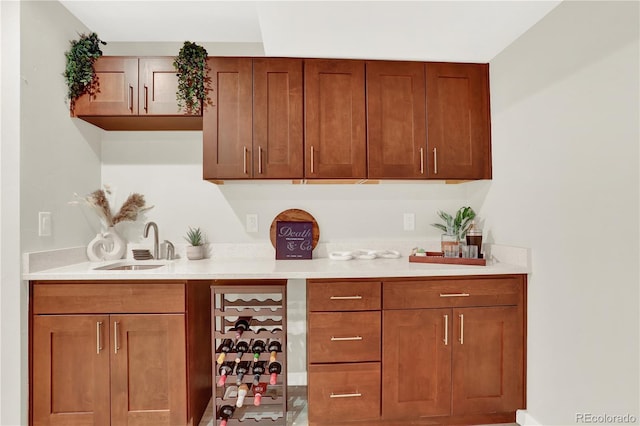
431;206;476;240
184;227;204;247
64;32;106;110
173;41;209;115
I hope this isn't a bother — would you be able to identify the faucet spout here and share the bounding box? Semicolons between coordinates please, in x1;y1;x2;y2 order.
143;221;159;259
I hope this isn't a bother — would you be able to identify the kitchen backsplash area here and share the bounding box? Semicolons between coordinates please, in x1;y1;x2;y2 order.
99;131;491;250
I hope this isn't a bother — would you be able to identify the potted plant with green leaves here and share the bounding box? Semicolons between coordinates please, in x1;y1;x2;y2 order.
64;32;106;111
173;41;209;115
431;206;476;254
184;226;205;260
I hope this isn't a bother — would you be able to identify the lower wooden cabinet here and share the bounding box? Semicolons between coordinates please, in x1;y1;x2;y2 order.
307;275;526;425
382;305;524;419
308;363;381;423
30;281;211;426
32;314;186;426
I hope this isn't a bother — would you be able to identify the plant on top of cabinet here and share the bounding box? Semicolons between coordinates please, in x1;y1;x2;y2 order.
184;226;205;260
64;32;106;111
173;41;209;115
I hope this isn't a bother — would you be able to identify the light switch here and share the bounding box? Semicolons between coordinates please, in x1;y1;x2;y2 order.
246;214;258;233
39;212;52;236
403;213;415;231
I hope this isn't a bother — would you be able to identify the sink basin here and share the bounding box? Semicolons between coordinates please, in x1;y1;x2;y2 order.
93;262;166;271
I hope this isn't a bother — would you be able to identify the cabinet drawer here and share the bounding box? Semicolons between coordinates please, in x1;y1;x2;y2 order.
32;281;186;314
308;311;380;363
383;275;524;309
308;362;380;423
308;280;381;311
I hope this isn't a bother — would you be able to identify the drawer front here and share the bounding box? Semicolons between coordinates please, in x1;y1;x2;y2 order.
308;280;381;311
383;275;524;309
32;281;186;314
308;311;380;363
308;362;381;423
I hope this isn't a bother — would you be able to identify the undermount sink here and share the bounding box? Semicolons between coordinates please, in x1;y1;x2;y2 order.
93;262;166;271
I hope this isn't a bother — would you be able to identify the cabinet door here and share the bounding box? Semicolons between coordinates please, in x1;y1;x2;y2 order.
426;63;491;179
304;59;366;178
382;309;451;419
139;57;194;115
452;306;524;415
74;56;138;116
253;58;304;178
203;57;253;179
110;314;187;426
32;315;111;426
367;61;427;179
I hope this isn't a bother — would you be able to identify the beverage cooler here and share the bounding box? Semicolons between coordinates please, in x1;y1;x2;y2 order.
211;281;287;425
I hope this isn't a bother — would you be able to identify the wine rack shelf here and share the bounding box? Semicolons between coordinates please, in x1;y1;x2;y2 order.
211;282;287;426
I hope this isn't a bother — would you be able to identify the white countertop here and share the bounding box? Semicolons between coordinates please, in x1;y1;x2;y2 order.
23;246;530;281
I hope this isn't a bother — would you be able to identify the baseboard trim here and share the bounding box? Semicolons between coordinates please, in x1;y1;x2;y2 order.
517;409;541;425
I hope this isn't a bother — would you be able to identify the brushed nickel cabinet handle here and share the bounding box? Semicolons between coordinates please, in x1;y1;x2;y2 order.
443;314;448;346
331;336;363;341
440;293;470;298
258;146;263;174
96;321;103;354
128;85;133;112
459;314;464;345
114;321;120;354
243;146;248;175
420;147;425;174
143;85;148;112
330;295;362;300
310;146;315;174
433;147;438;174
330;392;362;398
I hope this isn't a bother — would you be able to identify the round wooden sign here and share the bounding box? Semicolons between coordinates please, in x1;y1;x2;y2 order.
269;209;320;249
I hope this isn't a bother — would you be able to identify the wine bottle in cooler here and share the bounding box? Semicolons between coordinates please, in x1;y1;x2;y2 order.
234;340;249;363
268;361;282;385
217;361;235;387
216;338;234;365
235;361;251;386
236;383;250;407
267;337;282;363
231;317;252;341
251;360;266;385
252;382;268;406
217;404;235;426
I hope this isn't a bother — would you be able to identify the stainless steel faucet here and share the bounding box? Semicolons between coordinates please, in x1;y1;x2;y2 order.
164;240;175;260
143;221;159;259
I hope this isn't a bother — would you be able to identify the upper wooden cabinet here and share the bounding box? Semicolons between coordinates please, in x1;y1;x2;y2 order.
304;59;367;179
73;56;202;131
203;57;303;180
366;61;427;179
425;62;492;179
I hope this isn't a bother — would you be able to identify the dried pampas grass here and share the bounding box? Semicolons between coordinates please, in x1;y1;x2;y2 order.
71;186;153;227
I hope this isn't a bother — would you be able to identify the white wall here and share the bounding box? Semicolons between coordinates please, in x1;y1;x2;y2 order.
100;131;479;248
20;1;103;253
485;1;639;425
1;2;22;424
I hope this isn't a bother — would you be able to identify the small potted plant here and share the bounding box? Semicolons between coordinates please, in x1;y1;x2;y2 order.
184;226;205;260
431;206;476;253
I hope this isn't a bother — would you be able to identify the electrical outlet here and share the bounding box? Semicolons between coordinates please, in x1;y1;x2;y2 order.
246;214;258;233
39;212;52;236
403;213;415;231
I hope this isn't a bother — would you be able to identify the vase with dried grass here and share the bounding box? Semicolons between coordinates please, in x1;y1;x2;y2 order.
71;186;153;261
